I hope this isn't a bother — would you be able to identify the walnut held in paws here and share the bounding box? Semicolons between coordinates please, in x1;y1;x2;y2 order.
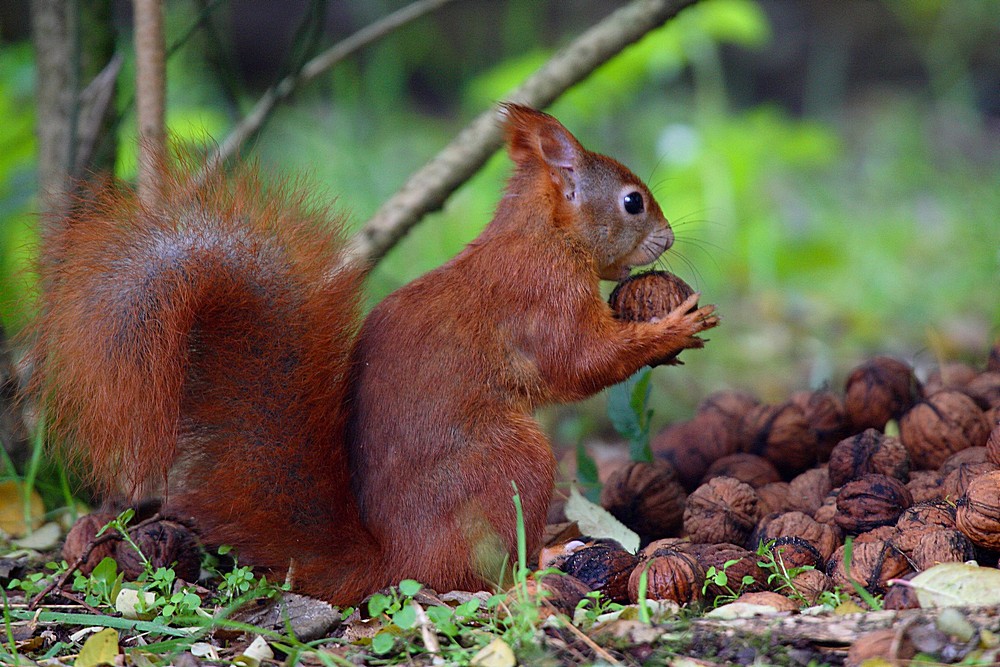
608;270;696;322
608;270;698;366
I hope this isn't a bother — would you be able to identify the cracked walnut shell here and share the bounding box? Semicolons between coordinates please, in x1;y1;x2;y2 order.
555;540;639;604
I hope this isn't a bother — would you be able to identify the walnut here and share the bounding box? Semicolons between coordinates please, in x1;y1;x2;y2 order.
686;543;768;602
788;569;832;606
988;423;1000;467
697;390;760;429
703;453;780;489
941;446;990;474
608;270;695;322
640;537;692;560
910;529;976;571
987;405;1000;433
62;513;118;575
652;415;738;491
846;629;916;666
695;390;761;453
843;356;922;432
600;461;686;540
756;482;791;516
835;474;913;535
751;511;841;561
555;540;639;604
963;371;1000;410
896;500;956;533
906;469;946;503
942;461;998;500
890;524;938;556
608;270;695;365
628;550;702;605
883;572;920;610
510;573;591;617
827;429;910;487
923;362;979;395
683;476;760;545
115;519;201;582
812;491;840;526
900;390;991;470
789;389;849;462
827;539;912;597
955;469;1000;551
852;525;900;544
741;402;818;478
785;468;832;516
766;536;825;571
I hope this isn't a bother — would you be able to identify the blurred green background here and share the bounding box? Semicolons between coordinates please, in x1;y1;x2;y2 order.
1;0;998;442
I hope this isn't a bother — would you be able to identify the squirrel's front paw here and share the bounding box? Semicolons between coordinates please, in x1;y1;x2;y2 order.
665;293;719;338
646;296;719;365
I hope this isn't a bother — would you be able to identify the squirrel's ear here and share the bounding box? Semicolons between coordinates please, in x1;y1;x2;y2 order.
500;103;584;200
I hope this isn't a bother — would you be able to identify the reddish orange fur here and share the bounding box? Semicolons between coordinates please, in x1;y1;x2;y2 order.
30;106;717;604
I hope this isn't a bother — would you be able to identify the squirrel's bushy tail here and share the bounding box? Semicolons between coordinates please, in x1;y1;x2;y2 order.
30;158;384;602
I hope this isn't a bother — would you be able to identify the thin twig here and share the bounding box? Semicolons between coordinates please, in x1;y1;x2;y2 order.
341;0;701;269
48;590;105;616
203;0;461;173
544;599;623;666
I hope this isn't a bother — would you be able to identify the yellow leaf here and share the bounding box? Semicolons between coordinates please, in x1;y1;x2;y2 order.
75;628;119;667
906;562;1000;608
470;637;516;667
834;600;865;615
0;480;45;537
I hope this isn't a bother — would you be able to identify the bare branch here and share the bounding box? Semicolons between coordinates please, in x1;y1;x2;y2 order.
134;0;167;205
203;0;461;173
343;0;701;269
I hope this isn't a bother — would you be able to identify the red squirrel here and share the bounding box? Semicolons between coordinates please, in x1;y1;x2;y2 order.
31;104;718;604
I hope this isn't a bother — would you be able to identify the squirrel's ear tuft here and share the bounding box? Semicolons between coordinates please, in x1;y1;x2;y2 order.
500;103;583;172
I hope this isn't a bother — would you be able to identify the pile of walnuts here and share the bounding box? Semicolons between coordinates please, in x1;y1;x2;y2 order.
552;271;1000;610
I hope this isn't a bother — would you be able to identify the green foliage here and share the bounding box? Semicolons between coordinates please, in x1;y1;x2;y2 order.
7;560;67;599
72;557;123;610
841;537;883;611
574;590;626;628
607;368;655;463
574;440;601;503
0;42;38;331
702;558;757;606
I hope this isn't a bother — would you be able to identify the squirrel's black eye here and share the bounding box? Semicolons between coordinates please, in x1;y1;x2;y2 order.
623;191;644;215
